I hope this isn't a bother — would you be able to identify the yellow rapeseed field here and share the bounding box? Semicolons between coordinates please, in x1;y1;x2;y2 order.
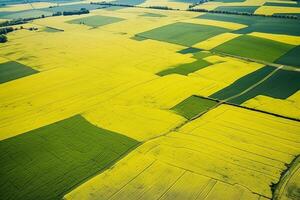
242;91;300;119
1;6;299;200
193;33;241;50
64;105;300;199
191;55;264;85
140;0;190;10
249;32;300;45
255;6;300;15
0;2;54;12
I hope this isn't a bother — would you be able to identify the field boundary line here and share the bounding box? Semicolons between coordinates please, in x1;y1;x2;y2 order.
107;159;157;200
194;95;300;122
210;50;299;72
61;142;142;199
272;155;300;200
157;171;186;200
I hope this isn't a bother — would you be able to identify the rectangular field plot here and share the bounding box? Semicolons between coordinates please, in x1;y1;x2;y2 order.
171;95;218;119
0;115;139;200
40;3;107;13
137;22;230;46
140;12;166;17
157;58;211;76
228;69;300;104
210;66;276;101
198;13;300;36
263;2;300;7
210;66;300;104
0;10;52;19
198;13;261;26
67;15;124;28
213;35;294;62
0;61;38;84
178;105;300;197
214;6;259;13
276;46;300;67
111;0;146;5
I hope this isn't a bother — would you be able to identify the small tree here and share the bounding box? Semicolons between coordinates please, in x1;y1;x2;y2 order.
0;34;7;43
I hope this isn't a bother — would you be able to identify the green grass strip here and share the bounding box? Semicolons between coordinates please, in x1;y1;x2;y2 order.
0;115;139;200
214;6;259;13
276;46;300;68
264;2;300;7
0;61;38;84
177;47;201;54
228;69;300;104
141;12;166;17
210;66;276;102
43;27;63;32
137;22;230;46
198;13;300;36
67;15;124;28
157;51;212;76
213;35;295;63
171;95;218;119
210;66;300;104
157;59;211;76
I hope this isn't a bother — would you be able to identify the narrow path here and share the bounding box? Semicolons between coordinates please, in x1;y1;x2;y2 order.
224;65;283;102
210;51;299;72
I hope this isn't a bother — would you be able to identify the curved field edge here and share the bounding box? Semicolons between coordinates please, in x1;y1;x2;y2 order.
272;155;300;200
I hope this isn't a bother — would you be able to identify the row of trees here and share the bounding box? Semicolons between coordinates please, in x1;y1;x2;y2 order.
62;8;90;16
188;0;209;9
91;2;135;7
0;27;13;43
0;34;7;43
90;1;299;19
0;26;39;43
148;6;176;10
0;19;28;27
0;27;14;34
90;2;178;10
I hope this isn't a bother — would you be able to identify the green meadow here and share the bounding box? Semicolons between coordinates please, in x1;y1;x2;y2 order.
137;22;230;46
0;115;139;200
199;13;300;36
141;12;166;17
210;66;300;104
213;35;294;62
276;46;300;67
214;6;259;13
67;15;124;28
0;61;38;84
228;69;300;104
171;95;218;119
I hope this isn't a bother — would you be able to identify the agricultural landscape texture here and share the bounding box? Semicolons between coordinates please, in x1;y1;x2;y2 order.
0;0;300;199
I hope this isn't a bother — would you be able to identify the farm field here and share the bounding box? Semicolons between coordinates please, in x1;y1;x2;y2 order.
0;1;300;200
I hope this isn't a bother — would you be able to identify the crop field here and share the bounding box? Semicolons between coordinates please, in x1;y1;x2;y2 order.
0;1;300;200
67;15;125;28
65;105;300;200
0;115;139;200
214;6;259;13
213;35;295;62
137;22;230;46
157;51;212;76
171;95;218;119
